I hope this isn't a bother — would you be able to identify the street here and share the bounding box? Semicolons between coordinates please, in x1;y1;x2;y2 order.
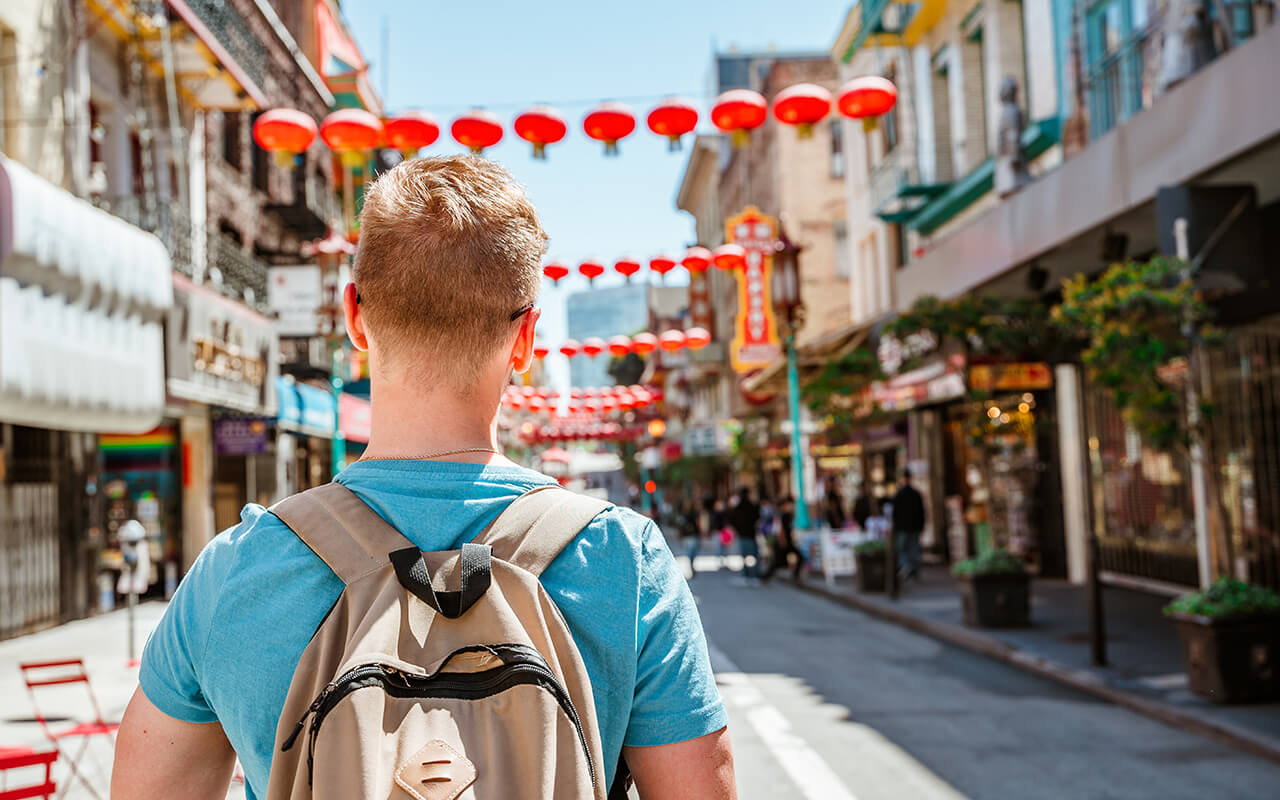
687;561;1280;800
4;562;1280;799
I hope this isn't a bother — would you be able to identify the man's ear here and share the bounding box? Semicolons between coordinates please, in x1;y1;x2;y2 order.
510;306;541;373
344;283;368;351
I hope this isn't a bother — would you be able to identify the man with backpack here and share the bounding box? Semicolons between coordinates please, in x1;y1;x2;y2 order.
113;157;734;799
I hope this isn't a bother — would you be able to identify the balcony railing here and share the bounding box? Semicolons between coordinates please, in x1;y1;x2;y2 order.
181;0;271;95
96;195;269;312
869;148;951;223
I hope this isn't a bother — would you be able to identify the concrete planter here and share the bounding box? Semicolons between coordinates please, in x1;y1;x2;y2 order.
960;572;1031;628
1168;612;1280;704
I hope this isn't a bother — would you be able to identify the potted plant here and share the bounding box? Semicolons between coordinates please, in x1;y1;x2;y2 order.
1164;578;1280;703
952;549;1030;628
854;540;887;593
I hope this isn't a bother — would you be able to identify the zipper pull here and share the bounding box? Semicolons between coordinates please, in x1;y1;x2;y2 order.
281;683;335;752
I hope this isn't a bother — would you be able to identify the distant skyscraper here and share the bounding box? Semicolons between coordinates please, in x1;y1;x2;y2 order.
565;283;649;387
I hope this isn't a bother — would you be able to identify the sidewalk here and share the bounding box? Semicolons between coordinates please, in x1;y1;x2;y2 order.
794;565;1280;765
0;602;246;799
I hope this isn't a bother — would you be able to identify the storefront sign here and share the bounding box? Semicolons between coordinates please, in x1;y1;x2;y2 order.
267;266;323;337
968;362;1053;392
338;392;372;443
726;207;782;373
167;274;278;414
213;418;269;456
276;377;336;437
872;354;967;412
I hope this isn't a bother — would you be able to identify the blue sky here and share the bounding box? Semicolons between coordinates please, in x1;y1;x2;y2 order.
342;0;853;385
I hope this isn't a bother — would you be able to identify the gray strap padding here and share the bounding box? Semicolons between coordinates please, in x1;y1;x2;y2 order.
270;483;416;585
472;485;611;577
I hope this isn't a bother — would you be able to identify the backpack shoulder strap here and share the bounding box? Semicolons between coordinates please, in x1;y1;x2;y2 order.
471;485;610;577
270;482;415;585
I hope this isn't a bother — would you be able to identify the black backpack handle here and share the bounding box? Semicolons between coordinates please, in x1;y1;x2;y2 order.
389;543;491;619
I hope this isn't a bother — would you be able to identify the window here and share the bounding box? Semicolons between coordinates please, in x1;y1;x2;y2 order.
1085;0;1152;138
829;119;845;178
882;65;900;154
834;219;850;278
889;223;908;270
223;112;242;169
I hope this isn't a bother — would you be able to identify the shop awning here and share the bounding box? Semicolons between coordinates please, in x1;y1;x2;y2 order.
338;392;371;443
0;157;172;433
743;321;872;397
276;377;336;437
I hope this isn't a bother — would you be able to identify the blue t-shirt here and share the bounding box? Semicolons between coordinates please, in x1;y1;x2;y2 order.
140;460;726;797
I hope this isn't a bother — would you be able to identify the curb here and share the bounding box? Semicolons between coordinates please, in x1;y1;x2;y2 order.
790;578;1280;767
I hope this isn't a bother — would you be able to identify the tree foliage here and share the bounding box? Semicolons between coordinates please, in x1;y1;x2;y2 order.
1054;256;1216;450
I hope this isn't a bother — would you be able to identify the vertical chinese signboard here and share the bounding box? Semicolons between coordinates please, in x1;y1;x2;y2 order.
726;206;782;373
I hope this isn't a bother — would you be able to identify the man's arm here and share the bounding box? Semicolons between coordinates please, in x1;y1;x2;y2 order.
112;688;237;800
625;727;736;799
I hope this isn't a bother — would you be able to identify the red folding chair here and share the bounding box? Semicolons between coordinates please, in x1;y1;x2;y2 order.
0;747;57;800
18;660;119;800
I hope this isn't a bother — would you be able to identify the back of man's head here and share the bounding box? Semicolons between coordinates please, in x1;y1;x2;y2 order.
354;156;545;388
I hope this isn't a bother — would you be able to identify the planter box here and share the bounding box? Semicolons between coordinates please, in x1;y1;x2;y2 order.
855;552;886;593
1169;612;1280;704
960;572;1030;628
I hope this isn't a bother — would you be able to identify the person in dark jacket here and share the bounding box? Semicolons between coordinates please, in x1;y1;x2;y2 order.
762;495;806;582
728;487;761;582
892;468;926;580
852;491;873;532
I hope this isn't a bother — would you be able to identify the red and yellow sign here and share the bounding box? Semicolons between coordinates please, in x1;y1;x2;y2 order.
968;362;1053;393
726;206;782;373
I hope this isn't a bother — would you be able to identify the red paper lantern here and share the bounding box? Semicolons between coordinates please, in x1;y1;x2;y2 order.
659;329;686;353
712;243;746;271
614;256;641;281
581;337;606;358
509;394;525;410
682;246;712;273
631;332;658;356
543;261;570;284
451;109;504;155
646;97;699;151
383;111;440;157
559;339;581;358
320;109;382;167
617;392;637;410
837;77;898;129
710;89;767;148
528;397;546;413
685;327;712;350
253;109;317;167
583;102;636;156
578;259;605;283
649;254;677;281
513;105;567;160
533;341;550;360
607;335;632;357
601;397;618;413
773;83;833;138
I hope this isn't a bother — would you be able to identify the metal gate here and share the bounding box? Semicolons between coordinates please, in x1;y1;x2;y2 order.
0;483;60;639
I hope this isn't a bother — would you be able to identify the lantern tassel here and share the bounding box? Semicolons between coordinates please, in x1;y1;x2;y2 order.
339;150;365;169
862;116;879;133
469;145;484;155
797;123;814;139
532;142;547;160
272;150;297;169
604;140;618;157
732;129;749;149
667;135;682;152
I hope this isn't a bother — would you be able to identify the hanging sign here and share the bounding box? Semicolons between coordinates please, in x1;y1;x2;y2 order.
726;206;782;373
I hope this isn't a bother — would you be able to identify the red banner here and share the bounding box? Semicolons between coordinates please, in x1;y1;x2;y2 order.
726;206;781;373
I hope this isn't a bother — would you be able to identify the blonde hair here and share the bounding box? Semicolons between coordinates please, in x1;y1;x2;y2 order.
353;156;545;385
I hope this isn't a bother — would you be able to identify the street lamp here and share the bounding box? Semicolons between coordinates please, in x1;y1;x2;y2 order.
772;229;811;531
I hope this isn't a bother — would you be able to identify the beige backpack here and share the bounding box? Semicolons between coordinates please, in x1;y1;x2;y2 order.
265;482;625;800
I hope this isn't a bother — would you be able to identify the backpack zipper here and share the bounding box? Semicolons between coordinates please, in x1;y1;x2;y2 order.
281;645;597;792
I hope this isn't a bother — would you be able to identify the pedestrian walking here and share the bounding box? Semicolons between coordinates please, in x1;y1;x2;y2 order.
709;496;730;568
761;495;806;582
852;490;873;532
824;485;848;530
893;468;926;581
728;487;761;584
679;497;702;579
113;157;734;800
865;497;893;542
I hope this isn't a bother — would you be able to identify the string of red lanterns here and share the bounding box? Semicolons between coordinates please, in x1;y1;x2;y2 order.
251;78;897;167
531;328;711;360
502;384;665;414
540;245;733;285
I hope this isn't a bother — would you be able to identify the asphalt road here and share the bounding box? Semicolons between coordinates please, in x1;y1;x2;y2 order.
688;563;1280;800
